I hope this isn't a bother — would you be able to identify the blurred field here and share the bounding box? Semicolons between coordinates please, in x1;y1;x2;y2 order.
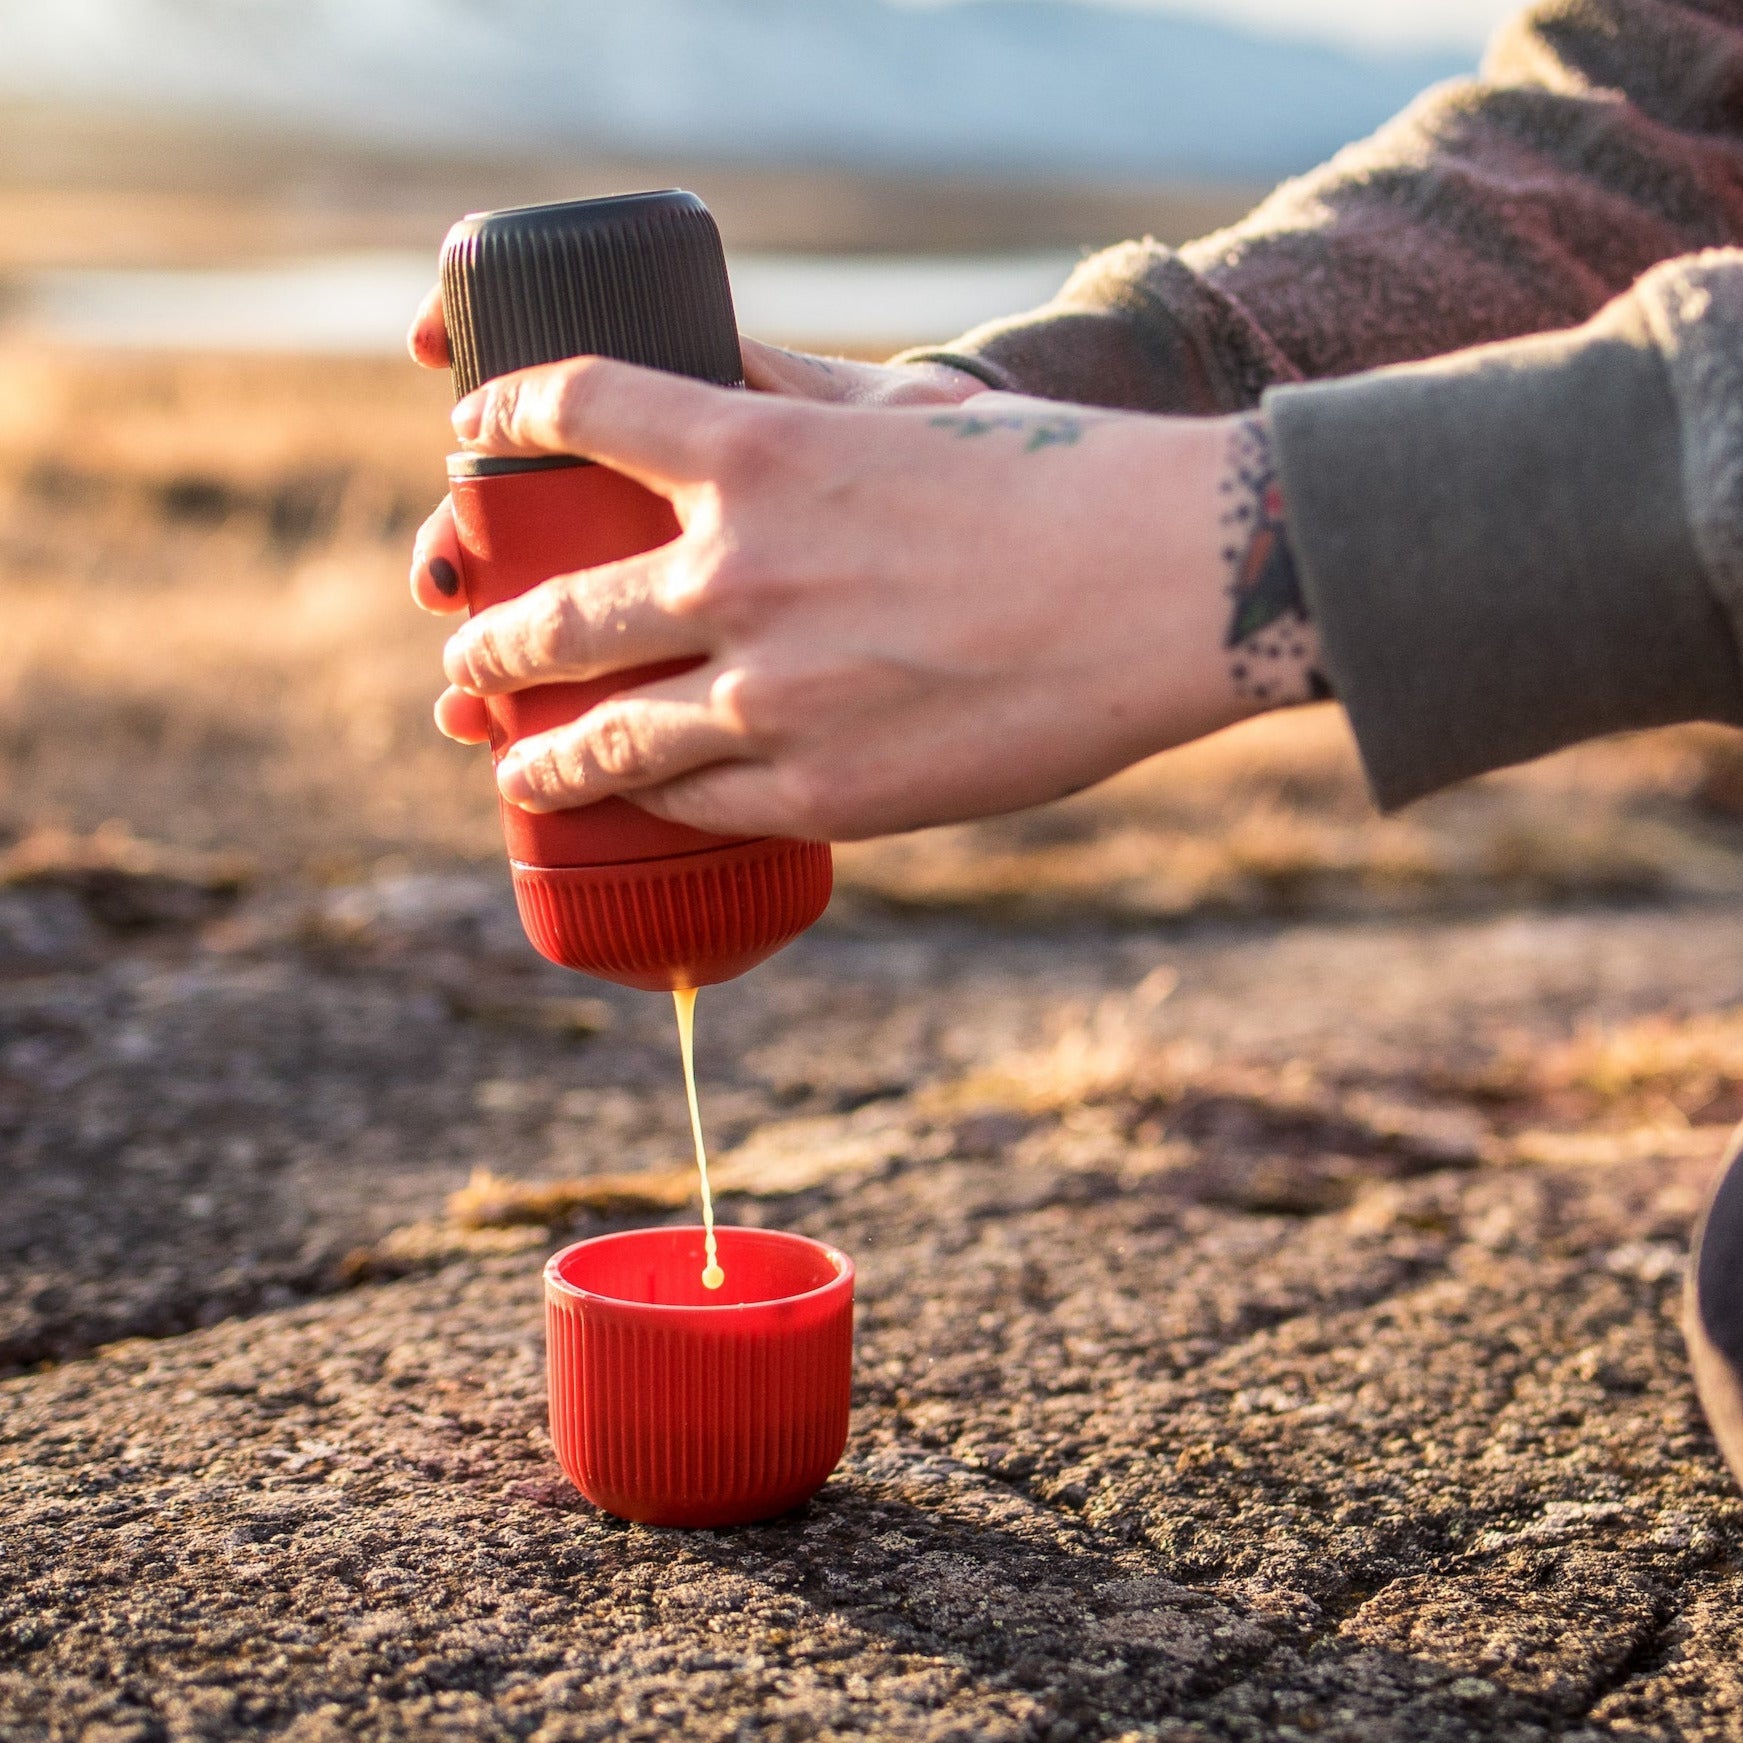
11;344;1743;1743
5;341;1743;916
0;102;1261;265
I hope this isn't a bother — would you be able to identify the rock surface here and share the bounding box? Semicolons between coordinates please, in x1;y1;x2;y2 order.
4;873;1743;1739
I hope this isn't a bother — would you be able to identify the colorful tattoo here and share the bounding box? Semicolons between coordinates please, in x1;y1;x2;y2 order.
1220;414;1331;707
928;411;1087;452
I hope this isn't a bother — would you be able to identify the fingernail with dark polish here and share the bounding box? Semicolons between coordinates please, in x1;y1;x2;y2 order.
428;556;461;598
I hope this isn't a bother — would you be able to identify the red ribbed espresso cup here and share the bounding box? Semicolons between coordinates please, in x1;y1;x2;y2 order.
544;1227;854;1527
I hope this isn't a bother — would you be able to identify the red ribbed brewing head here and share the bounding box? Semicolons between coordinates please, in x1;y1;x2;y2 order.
511;838;835;994
545;1227;855;1527
439;192;833;990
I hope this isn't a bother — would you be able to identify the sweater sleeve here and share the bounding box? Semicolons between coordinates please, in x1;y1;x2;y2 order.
1265;251;1743;809
896;0;1743;414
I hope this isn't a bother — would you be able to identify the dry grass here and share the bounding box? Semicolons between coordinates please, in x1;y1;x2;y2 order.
835;713;1743;922
1552;1011;1743;1110
0;344;493;875
449;1165;695;1229
5;342;1743;917
448;1104;918;1229
1470;1007;1743;1128
931;967;1190;1114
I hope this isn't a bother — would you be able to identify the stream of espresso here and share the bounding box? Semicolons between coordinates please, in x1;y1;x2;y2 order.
672;988;724;1290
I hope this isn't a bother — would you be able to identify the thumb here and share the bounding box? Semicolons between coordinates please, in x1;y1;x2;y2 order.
739;336;851;402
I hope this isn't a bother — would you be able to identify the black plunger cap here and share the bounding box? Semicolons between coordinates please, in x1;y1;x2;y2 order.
439;189;743;399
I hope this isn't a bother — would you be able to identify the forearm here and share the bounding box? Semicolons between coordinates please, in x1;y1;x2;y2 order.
417;247;1743;838
1188;0;1743;383
1266;254;1743;808
899;0;1743;413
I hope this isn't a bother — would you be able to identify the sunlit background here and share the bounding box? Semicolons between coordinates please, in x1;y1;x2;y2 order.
0;0;1504;351
18;0;1736;905
1066;0;1516;51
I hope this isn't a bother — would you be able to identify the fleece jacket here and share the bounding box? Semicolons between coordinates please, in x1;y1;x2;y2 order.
898;0;1743;803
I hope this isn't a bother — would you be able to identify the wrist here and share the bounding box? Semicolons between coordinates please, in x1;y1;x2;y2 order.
885;348;996;401
1213;410;1330;718
908;360;988;404
1115;409;1329;766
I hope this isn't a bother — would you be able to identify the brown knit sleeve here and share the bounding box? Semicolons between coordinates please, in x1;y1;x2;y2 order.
897;0;1743;414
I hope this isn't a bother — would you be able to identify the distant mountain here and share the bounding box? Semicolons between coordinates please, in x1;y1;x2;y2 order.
0;0;1471;182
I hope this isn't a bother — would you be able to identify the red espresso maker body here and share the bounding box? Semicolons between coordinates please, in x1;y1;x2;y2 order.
439;192;832;991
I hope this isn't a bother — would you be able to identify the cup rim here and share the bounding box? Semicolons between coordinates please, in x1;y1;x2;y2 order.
544;1225;854;1314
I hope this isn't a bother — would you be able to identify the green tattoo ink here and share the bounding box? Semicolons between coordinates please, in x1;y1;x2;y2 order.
928;412;1086;452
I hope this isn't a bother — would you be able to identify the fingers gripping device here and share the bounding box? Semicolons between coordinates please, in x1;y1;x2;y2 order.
440;191;833;991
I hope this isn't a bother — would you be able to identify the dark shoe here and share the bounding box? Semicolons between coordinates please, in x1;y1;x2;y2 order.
1686;1125;1743;1489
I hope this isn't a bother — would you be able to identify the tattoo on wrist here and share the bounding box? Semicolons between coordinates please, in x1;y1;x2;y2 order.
1220;413;1331;707
928;411;1087;452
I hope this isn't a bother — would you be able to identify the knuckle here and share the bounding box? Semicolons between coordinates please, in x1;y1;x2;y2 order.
450;622;498;690
480;612;533;681
524;583;586;669
585;707;647;782
715;665;794;740
689;544;758;619
655;538;721;618
770;759;840;839
464;585;584;684
548;361;599;444
516;737;571;802
479;380;524;447
707;403;793;483
663;533;762;629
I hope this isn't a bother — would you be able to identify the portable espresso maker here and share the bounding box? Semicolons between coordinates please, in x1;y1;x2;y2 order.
440;190;834;992
439;194;853;1528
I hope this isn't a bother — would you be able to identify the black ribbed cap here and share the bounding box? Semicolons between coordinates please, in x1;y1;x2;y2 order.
440;190;742;399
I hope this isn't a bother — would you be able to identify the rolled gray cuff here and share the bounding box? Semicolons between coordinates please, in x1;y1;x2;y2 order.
1265;294;1743;809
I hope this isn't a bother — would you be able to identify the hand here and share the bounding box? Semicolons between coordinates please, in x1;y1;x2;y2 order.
405;284;987;623
408;287;987;406
414;357;1318;841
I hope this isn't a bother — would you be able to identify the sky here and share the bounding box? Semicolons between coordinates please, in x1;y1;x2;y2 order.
1159;0;1517;51
920;0;1520;53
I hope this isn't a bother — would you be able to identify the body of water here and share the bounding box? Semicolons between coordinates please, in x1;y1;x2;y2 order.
4;251;1080;356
